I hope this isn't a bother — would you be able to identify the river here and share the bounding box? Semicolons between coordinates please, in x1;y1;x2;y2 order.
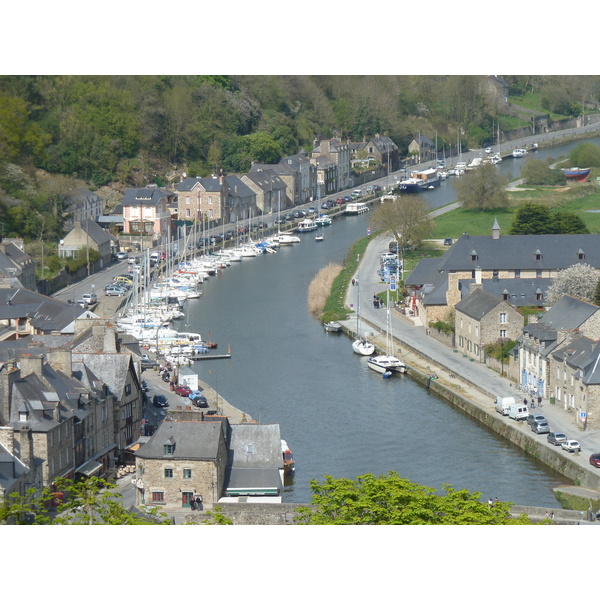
173;136;600;506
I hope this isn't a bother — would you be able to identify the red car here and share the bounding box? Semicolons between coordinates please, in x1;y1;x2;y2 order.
174;385;192;397
589;453;600;468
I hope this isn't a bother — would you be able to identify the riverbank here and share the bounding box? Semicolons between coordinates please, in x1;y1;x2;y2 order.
341;232;600;509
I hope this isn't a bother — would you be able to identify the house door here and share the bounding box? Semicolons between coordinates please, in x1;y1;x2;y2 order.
182;491;194;508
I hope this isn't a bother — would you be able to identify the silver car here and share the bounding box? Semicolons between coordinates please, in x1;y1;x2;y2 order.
531;421;550;434
547;432;567;446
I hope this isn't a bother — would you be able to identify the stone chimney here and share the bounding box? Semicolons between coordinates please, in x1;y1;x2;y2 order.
18;425;33;468
0;362;19;424
446;272;462;308
49;348;72;375
103;325;118;354
19;353;44;381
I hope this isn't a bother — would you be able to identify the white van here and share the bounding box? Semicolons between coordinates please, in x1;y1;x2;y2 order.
495;396;515;416
508;403;529;421
352;189;363;198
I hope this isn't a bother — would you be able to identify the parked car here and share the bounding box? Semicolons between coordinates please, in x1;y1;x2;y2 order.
140;355;158;370
526;414;546;427
81;292;97;305
189;391;208;408
335;198;345;205
153;394;169;407
531;421;550;434
561;440;581;453
105;285;126;297
75;299;89;309
444;238;453;246
547;432;568;446
589;453;600;468
116;251;128;260
174;385;192;397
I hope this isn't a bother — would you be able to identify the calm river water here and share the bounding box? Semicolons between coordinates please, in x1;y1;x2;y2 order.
175;137;600;506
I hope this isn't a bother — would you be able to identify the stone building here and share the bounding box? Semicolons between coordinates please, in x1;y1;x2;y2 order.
454;285;524;363
58;218;115;271
519;295;600;400
0;239;36;292
61;187;104;230
134;420;228;510
241;169;287;215
121;186;175;246
550;335;600;430
311;138;351;192
408;134;436;162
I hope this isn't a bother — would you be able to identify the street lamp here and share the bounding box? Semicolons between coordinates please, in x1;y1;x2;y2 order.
208;369;220;413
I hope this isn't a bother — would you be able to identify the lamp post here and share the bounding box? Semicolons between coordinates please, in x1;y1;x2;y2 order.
208;369;219;413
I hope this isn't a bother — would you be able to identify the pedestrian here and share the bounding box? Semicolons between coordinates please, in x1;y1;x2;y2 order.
538;396;542;407
494;496;499;504
352;278;355;286
190;498;197;511
488;498;493;508
530;399;535;409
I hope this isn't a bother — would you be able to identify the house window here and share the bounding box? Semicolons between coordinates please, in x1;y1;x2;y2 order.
502;293;509;301
185;196;190;204
459;336;464;347
208;196;213;205
500;313;507;324
536;292;543;301
164;444;174;456
536;269;542;278
475;344;479;356
183;468;192;479
152;491;164;503
500;330;507;338
578;252;585;260
19;411;28;422
514;269;521;279
164;468;173;478
535;253;542;261
467;340;472;352
471;254;478;262
186;209;190;218
125;384;131;395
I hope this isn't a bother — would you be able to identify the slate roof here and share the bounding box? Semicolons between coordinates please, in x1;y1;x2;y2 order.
243;169;287;191
461;278;552;307
0;288;87;334
121;187;174;206
438;233;600;271
454;287;501;320
0;445;29;493
536;295;599;331
228;423;282;468
134;421;223;460
176;177;223;193
224;175;255;200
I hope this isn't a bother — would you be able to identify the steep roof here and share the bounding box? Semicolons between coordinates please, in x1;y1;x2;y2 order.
538;295;599;331
455;287;502;320
122;187;174;206
134;420;223;460
438;233;600;271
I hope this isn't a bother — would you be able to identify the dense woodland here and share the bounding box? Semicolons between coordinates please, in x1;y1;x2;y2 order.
1;74;600;246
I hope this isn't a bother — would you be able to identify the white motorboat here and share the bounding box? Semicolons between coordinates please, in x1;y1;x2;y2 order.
315;215;332;226
512;148;527;158
323;321;342;332
297;218;318;232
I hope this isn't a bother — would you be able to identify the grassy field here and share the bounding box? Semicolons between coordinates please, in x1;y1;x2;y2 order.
431;183;600;238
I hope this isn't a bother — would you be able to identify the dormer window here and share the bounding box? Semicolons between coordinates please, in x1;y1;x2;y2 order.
470;250;478;262
163;436;175;456
535;250;542;261
578;249;585;260
19;411;29;422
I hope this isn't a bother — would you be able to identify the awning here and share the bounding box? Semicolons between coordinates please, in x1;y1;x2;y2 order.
75;459;102;477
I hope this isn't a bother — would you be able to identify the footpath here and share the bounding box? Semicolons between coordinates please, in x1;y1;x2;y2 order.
341;232;600;508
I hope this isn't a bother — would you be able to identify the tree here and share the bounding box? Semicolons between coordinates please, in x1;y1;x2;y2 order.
545;263;600;306
1;477;171;524
520;158;564;185
569;142;600;168
509;202;554;235
454;163;509;211
594;277;600;306
294;472;531;524
369;195;433;261
552;212;589;234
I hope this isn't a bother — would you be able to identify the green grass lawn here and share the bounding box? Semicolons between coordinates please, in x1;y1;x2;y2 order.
431;184;600;238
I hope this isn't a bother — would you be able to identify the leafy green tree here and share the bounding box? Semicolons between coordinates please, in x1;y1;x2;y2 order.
509;202;554;235
0;487;52;524
294;472;530;524
48;477;171;525
369;195;433;261
569;142;600;168
594;278;600;306
454;163;509;211
521;159;564;185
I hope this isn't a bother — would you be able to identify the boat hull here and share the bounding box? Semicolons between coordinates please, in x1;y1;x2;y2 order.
563;168;591;182
352;339;375;355
367;355;407;374
323;321;342;332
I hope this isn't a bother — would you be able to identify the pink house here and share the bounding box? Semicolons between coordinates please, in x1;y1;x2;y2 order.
121;186;176;245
